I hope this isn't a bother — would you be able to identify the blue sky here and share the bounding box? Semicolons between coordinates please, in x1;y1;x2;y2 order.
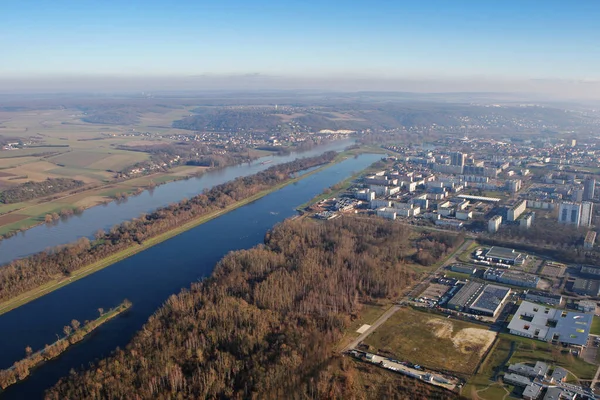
2;0;599;79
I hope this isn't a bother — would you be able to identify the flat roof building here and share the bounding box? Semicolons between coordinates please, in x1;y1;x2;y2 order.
484;268;540;288
584;231;597;249
447;281;484;311
572;278;600;296
484;246;527;265
468;284;511;317
525;290;562;306
507;301;592;348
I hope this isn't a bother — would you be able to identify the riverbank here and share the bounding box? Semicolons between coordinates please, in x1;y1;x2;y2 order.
296;149;391;211
0;300;131;390
0;155;349;316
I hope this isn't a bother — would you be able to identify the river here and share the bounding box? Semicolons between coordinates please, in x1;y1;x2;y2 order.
0;139;355;265
0;152;381;399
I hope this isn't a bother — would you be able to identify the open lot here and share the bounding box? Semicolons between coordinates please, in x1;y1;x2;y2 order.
363;307;496;375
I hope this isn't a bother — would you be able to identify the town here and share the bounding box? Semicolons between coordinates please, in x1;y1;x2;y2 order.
303;135;600;400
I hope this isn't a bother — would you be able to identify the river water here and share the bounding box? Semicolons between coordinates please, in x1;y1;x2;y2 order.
0;152;381;399
0;139;355;265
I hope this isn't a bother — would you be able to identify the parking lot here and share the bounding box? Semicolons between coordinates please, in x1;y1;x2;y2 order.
582;335;600;364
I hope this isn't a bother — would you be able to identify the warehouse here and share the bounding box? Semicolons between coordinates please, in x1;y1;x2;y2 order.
572;278;600;296
446;281;484;311
468;284;511;317
484;268;540;288
484;246;527;265
450;264;477;275
524;290;562;306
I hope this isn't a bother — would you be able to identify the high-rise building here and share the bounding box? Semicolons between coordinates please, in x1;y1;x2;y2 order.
558;202;581;226
572;188;584;202
507;200;527;222
450;152;465;167
584;178;595;201
488;215;502;233
581;201;594;227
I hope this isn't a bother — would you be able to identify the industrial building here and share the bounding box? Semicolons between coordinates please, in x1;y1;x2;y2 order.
484;246;527;265
450;264;476;275
468;284;511;317
524;290;562;306
484;268;540;288
581;264;600;276
572;278;600;296
446;281;483;311
577;300;596;313
507;301;592;348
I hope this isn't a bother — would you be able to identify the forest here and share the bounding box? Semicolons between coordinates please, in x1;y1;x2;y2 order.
46;217;457;400
483;217;600;265
0;178;85;204
0;152;337;303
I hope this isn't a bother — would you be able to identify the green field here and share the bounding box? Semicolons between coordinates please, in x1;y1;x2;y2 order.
591;316;600;335
363;307;496;375
465;333;598;399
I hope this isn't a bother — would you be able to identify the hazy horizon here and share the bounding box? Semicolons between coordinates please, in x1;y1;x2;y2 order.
3;1;600;100
1;74;600;103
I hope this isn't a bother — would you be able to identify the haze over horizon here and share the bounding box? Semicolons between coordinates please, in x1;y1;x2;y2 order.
3;0;600;98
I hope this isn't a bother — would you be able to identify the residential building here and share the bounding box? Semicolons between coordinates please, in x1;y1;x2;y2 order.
580;201;593;227
507;200;527;221
583;178;595;201
488;215;502;233
558;202;581;226
584;231;596;249
450;151;465;167
376;207;396;220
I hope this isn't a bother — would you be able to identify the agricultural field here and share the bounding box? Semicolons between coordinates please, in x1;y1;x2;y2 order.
362;307;496;375
0;106;201;236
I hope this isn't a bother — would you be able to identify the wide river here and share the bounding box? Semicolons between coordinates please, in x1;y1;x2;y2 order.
0;152;381;399
0;139;355;265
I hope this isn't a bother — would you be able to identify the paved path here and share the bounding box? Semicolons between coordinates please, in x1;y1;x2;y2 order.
343;238;474;353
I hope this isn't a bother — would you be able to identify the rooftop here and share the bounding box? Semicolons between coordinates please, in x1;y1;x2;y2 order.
507;301;592;347
469;284;511;314
485;246;522;260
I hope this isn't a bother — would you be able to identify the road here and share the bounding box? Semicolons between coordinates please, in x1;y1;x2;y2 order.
342;238;474;352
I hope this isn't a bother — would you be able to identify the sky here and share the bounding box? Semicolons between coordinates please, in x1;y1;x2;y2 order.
2;1;600;94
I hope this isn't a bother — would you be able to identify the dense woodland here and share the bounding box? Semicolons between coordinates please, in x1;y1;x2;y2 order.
47;217;457;399
0;152;336;303
0;178;85;204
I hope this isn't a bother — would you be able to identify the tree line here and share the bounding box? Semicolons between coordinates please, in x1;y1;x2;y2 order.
0;300;131;390
0;178;84;204
0;152;336;304
47;217;456;399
